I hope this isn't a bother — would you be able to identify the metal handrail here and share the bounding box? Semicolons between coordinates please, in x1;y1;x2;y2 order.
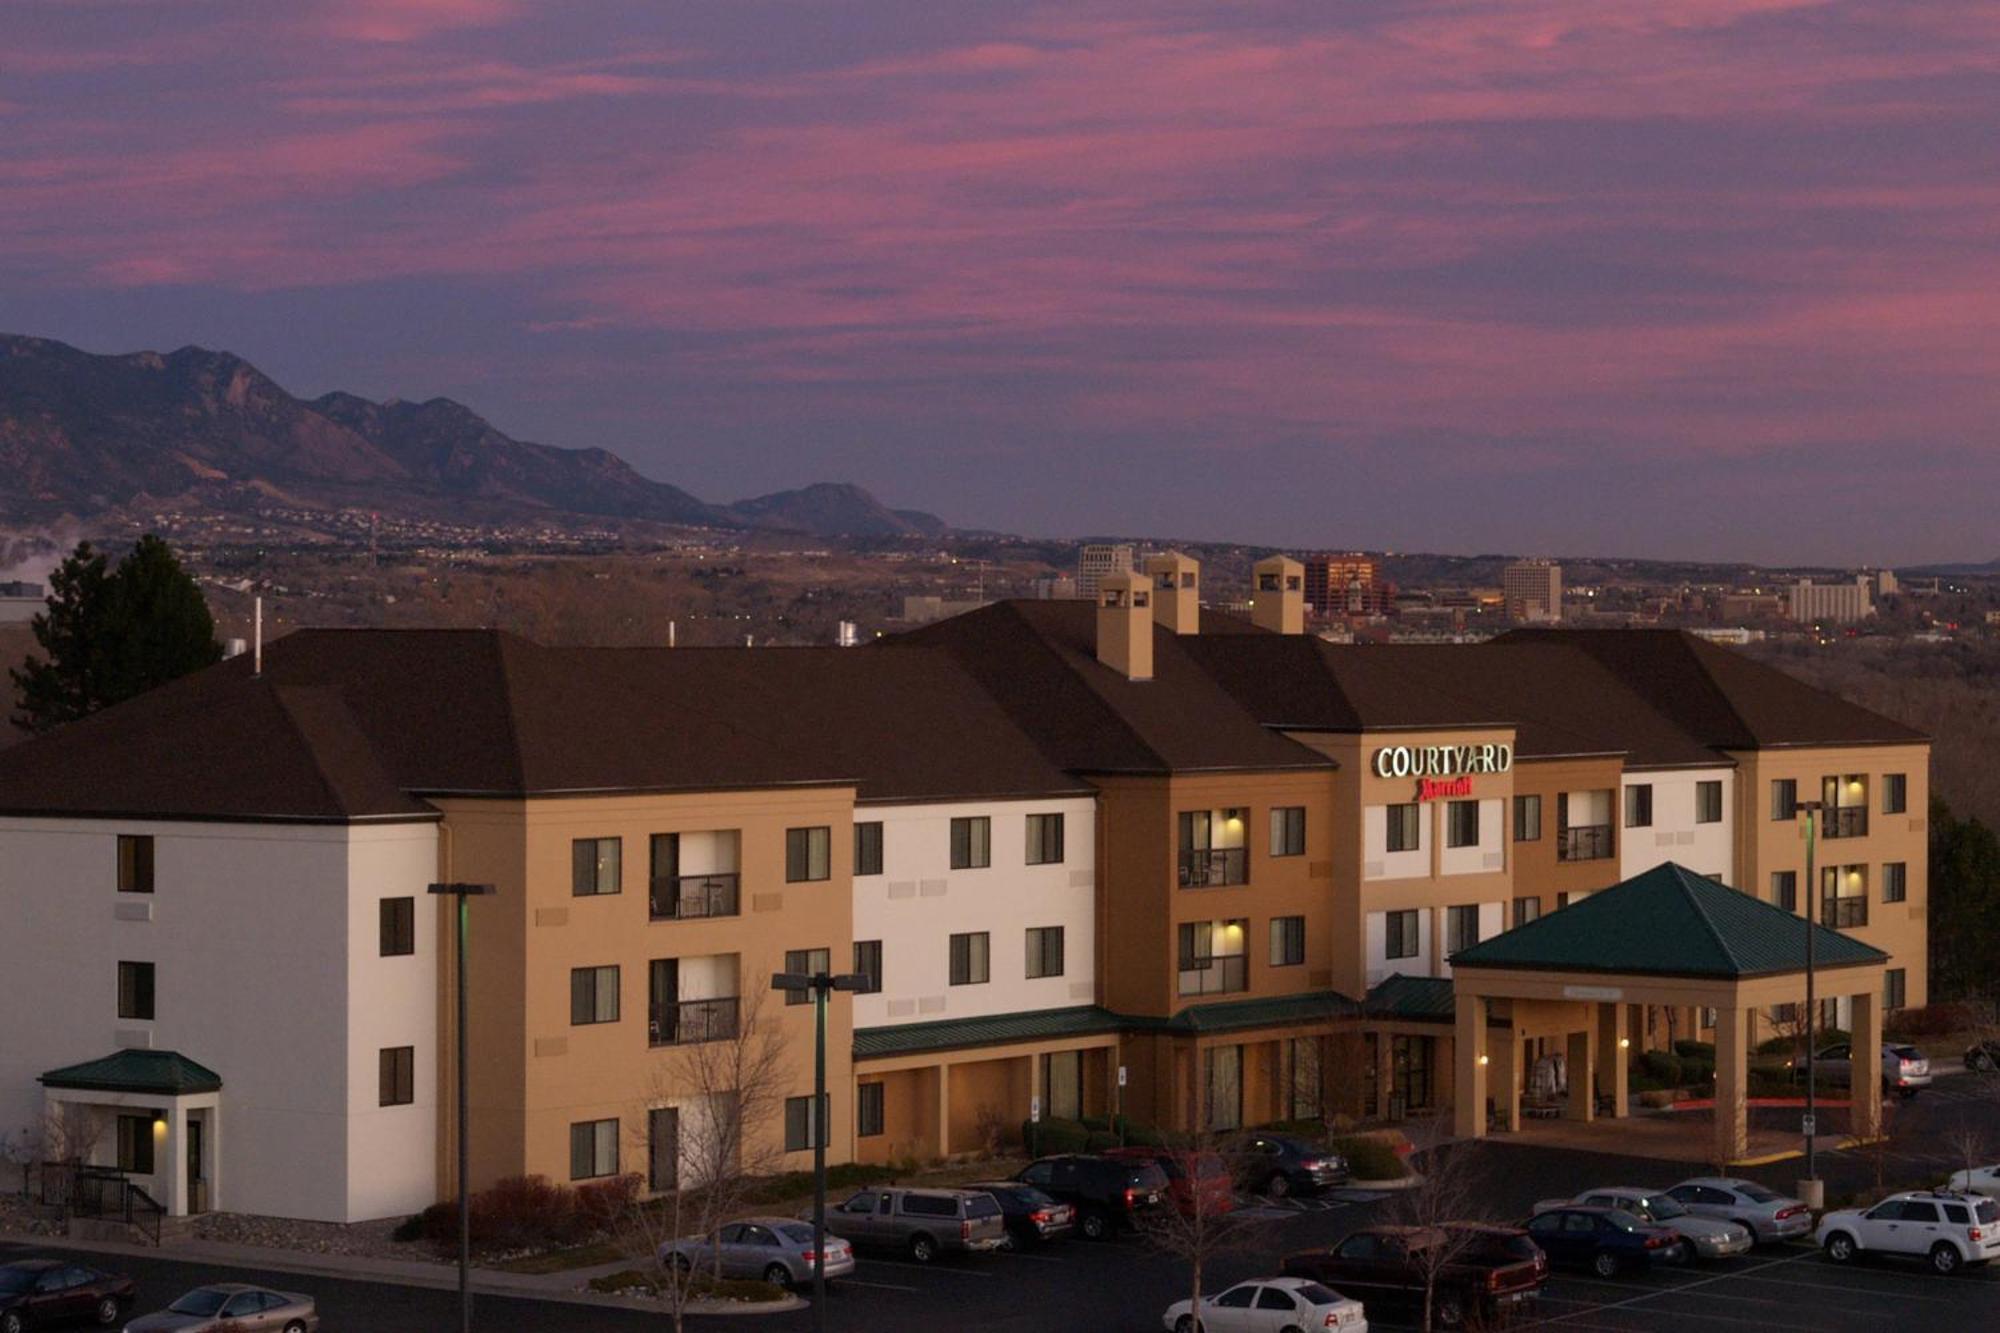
1177;847;1248;887
1823;808;1869;839
1558;825;1614;862
648;873;741;921
648;995;741;1046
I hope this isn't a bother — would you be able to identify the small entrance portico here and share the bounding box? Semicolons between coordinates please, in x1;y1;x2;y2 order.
1450;863;1889;1166
38;1050;222;1218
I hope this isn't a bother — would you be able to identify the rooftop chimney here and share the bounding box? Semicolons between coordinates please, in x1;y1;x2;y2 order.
1144;550;1201;635
1251;556;1305;634
1095;570;1153;680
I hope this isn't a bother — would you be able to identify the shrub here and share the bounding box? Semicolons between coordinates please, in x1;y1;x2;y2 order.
1672;1040;1716;1059
1635;1051;1682;1085
1026;1118;1089;1154
742;1162;901;1205
1079;1115;1112;1132
1120;1119;1166;1147
391;1213;427;1244
574;1173;642;1235
1887;1002;1979;1038
1327;1136;1405;1181
1083;1131;1121;1151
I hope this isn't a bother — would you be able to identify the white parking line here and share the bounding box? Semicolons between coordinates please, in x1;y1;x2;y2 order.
860;1260;995;1277
1525;1249;1821;1327
1724;1270;1966;1302
838;1278;921;1293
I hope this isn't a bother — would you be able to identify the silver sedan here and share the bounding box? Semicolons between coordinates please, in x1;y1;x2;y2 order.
1665;1177;1813;1244
660;1216;856;1288
1563;1189;1753;1259
124;1283;316;1332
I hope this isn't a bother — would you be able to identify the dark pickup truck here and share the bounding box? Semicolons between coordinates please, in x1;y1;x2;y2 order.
1282;1223;1547;1328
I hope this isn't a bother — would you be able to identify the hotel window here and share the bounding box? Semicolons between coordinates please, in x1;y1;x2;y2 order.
857;1083;885;1138
949;932;990;986
1269;806;1306;857
852;940;883;993
1446;904;1479;955
1822;865;1868;929
1026;813;1065;866
1771;870;1798;913
1178;920;1248;995
118;961;154;1021
950;816;991;870
1512;896;1541;928
117;835;154;893
1624;784;1653;829
1696;781;1723;824
1512;795;1542;843
1179;809;1249;886
1269;915;1305;967
570;965;620;1025
1445;800;1479;849
1043;1050;1083;1121
1883;774;1908;815
784;1095;828;1152
1385;803;1421;854
1025;926;1064;979
854;822;883;877
1885;968;1907;1011
116;1114;155;1176
1289;1037;1323;1121
569;1119;619;1180
786;826;831;882
1204;1045;1243;1133
784;948;829;1004
1771;778;1798;821
380;897;415;957
1384;910;1419;961
572;838;621;896
1882;862;1907;903
379;1046;415;1107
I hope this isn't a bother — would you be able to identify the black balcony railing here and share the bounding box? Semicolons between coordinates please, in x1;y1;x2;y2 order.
1178;847;1249;888
1557;825;1614;862
648;996;740;1047
1822;897;1869;929
649;873;741;922
1176;954;1248;996
1824;808;1870;839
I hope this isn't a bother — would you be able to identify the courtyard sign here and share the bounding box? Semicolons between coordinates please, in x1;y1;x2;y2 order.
1372;743;1514;781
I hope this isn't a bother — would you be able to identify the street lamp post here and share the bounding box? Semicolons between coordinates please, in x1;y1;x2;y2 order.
770;968;865;1333
430;882;495;1333
1797;802;1822;1195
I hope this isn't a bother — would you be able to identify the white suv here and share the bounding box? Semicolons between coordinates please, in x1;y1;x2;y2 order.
1817;1190;2000;1274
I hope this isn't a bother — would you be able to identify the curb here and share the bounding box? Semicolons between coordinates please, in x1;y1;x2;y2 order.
1348;1175;1419;1192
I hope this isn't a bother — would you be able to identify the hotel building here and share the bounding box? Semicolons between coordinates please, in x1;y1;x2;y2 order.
0;556;1929;1220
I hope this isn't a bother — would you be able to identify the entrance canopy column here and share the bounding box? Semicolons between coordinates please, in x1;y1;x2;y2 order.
1454;989;1488;1138
1851;988;1883;1142
1714;1005;1748;1166
1597;1003;1629;1118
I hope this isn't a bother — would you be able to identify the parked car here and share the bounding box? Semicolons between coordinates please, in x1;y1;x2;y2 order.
1965;1040;2000;1073
0;1260;133;1333
823;1187;1006;1262
962;1180;1076;1247
123;1284;317;1333
1946;1165;2000;1199
1535;1188;1753;1260
1223;1131;1350;1199
1282;1223;1545;1327
1524;1206;1684;1278
1103;1145;1236;1219
1163;1276;1368;1333
1817;1189;2000;1274
1015;1154;1168;1239
657;1216;855;1288
1664;1177;1813;1244
1788;1043;1932;1097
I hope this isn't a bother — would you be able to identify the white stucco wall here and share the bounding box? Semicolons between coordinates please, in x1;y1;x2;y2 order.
1363;803;1429;881
0;816;438;1223
1438;798;1505;877
1620;769;1735;883
849;797;1097;1027
1363;908;1433;988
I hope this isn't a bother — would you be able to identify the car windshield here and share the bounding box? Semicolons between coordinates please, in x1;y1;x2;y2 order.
777;1224;815;1244
1977;1200;2000;1225
1010;1185;1054;1205
1890;1046;1921;1060
170;1289;233;1316
1735;1184;1783;1204
1642;1196;1687;1219
1294;1282;1342;1305
0;1269;37;1294
1128;1164;1169;1190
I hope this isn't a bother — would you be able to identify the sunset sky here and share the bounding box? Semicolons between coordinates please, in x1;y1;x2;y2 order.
5;0;1997;563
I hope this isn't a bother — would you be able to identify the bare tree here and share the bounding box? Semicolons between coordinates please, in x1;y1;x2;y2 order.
1391;1119;1491;1333
1151;1064;1273;1331
618;987;791;1333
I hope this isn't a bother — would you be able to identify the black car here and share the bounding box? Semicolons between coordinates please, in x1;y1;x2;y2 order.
963;1180;1076;1247
1966;1040;2000;1073
0;1259;135;1333
1225;1131;1350;1199
1013;1154;1168;1239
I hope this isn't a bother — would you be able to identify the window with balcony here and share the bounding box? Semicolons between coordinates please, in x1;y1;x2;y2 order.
1178;919;1248;995
949;932;990;986
1269;915;1305;967
1771;870;1798;913
1512;896;1541;928
1822;865;1868;928
1882;861;1907;904
786;827;831;882
1445;904;1479;955
1883;774;1908;816
1446;800;1480;849
1385;803;1421;855
117;835;154;894
1269;807;1305;858
852;940;882;993
854;822;884;877
1822;775;1869;838
572;838;621;896
649;957;741;1043
1696;781;1723;824
1025;926;1064;979
1179;809;1248;886
950;817;991;870
649;833;741;921
1771;778;1798;821
1624;784;1653;829
570;965;620;1025
1026;813;1064;866
1512;795;1541;843
1557;790;1614;862
1384;909;1419;960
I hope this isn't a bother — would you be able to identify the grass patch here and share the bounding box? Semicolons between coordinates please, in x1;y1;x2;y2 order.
494;1240;627;1274
586;1269;785;1303
740;1162;906;1206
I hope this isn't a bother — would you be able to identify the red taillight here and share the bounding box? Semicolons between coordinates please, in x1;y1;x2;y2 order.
1030;1210;1050;1223
1776;1205;1805;1220
1125;1187;1139;1206
1645;1232;1669;1248
1971;1228;1983;1242
1487;1271;1502;1291
802;1250;819;1263
960;1219;972;1240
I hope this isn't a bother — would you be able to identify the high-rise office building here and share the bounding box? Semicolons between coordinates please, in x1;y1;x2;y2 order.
1302;554;1391;617
1789;577;1874;624
1502;559;1564;623
1076;543;1134;598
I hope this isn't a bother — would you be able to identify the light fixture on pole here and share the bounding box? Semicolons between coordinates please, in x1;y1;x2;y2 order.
430;882;495;1333
770;967;865;1333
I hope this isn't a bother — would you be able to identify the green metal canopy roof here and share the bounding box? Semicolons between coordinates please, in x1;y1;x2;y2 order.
1154;990;1359;1034
39;1050;222;1096
1450;862;1889;979
854;1006;1125;1060
1364;974;1459;1021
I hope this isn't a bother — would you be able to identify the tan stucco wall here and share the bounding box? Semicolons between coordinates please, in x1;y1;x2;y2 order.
1510;755;1628;913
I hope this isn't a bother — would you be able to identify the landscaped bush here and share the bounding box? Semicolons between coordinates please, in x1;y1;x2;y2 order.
743;1161;901;1205
1327;1136;1405;1181
1119;1119;1166;1147
587;1269;786;1303
1079;1115;1113;1132
1887;1002;1980;1038
574;1173;642;1234
1025;1118;1090;1153
415;1173;616;1252
1672;1040;1716;1060
1083;1131;1121;1151
391;1213;426;1243
1635;1050;1682;1085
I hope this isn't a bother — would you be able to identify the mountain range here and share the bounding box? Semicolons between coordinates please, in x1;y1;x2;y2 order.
0;334;947;538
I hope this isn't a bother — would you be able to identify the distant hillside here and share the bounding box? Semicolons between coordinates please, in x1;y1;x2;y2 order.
0;334;946;538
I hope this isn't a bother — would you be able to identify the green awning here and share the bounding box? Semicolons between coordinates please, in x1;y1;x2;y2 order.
855;1006;1125;1060
40;1050;222;1096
